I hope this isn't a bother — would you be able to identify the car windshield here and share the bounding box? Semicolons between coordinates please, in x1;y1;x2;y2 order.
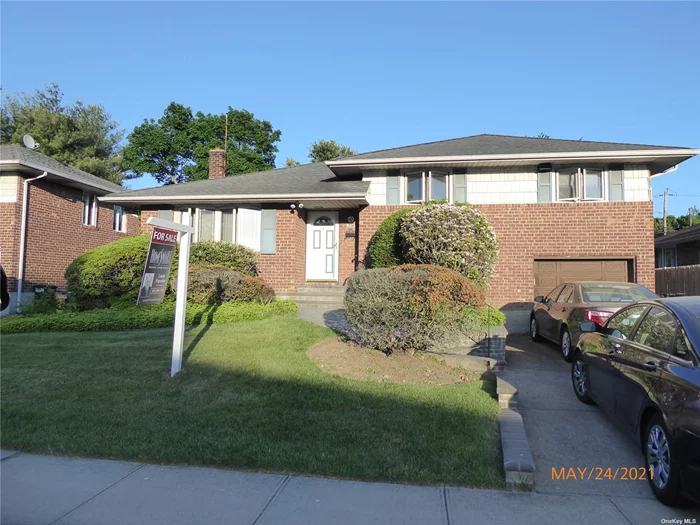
581;284;656;303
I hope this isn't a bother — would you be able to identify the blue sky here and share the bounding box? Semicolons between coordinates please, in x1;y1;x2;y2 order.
2;2;699;217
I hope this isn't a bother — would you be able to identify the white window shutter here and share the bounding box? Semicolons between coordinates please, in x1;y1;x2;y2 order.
237;207;261;251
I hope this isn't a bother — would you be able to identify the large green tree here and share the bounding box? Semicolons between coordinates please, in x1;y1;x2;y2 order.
308;139;356;163
654;206;700;234
121;103;281;184
0;83;126;184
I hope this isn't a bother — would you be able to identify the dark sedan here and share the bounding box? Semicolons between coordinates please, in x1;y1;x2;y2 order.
571;297;700;506
531;281;657;362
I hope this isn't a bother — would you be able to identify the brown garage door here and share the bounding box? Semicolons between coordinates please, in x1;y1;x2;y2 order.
534;259;631;298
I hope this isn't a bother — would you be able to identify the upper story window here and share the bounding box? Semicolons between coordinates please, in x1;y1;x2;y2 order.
82;194;97;226
404;170;450;203
113;205;126;232
538;166;624;203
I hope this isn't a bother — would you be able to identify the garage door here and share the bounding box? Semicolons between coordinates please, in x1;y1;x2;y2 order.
534;259;631;298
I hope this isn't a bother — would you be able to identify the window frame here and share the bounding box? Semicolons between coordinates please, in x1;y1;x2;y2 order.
112;205;126;233
405;171;425;203
606;304;648;340
582;168;605;201
428;170;449;201
403;170;452;204
553;168;614;203
630;305;679;355
82;193;98;227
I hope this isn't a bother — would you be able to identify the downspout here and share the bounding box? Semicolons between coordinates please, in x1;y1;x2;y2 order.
16;172;48;312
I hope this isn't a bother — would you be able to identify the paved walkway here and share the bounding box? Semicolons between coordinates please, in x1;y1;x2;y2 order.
2;451;698;525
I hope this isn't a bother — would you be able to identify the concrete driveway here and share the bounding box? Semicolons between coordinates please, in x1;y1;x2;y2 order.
503;335;699;522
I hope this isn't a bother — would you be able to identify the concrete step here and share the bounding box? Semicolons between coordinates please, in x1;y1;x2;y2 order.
279;294;345;303
295;285;346;295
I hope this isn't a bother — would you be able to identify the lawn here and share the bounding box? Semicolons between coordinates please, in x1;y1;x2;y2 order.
0;317;503;487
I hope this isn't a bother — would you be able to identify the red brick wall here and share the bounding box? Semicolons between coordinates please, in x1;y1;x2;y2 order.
140;210;159;236
0;181;22;293
256;208;306;292
18;179;138;292
358;202;655;308
338;209;358;285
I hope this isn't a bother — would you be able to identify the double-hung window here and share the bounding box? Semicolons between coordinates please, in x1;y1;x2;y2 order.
82;194;97;226
552;168;610;202
113;205;126;232
404;170;449;203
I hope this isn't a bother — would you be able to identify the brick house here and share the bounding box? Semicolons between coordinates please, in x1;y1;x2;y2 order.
0;145;139;314
101;135;698;330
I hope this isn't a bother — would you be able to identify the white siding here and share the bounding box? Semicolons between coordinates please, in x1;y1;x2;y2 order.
0;176;18;203
364;170;387;206
466;168;538;204
623;165;650;202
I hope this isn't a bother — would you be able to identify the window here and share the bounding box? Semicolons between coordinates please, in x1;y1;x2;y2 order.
633;307;677;353
198;209;215;241
661;248;677;268
82;194;97;226
537;172;552;203
558;285;574;303
581;284;656;303
404;170;450;203
221;209;234;242
544;285;564;304
113;206;126;232
406;172;423;202
609;166;624;202
557;169;577;200
607;305;646;339
584;169;603;200
673;330;693;361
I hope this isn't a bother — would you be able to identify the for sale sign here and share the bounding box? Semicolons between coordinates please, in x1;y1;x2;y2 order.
137;227;177;305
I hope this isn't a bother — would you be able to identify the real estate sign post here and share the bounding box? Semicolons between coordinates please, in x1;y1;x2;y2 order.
137;227;178;306
144;215;195;377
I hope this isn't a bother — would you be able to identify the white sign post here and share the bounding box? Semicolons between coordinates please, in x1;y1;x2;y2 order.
146;213;194;377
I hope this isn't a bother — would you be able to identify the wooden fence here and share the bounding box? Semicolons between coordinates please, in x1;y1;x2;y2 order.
655;264;700;297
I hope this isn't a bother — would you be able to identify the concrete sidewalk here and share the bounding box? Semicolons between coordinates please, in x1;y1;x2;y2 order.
2;451;699;525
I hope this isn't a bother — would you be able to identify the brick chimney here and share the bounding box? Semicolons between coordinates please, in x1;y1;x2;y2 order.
208;148;227;179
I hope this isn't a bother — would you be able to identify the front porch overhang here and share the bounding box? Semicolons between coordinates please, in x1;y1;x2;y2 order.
98;193;368;210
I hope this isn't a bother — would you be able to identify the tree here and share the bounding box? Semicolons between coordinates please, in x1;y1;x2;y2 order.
1;83;126;184
308;139;356;163
284;158;301;168
536;133;550;139
654;206;700;234
121;103;281;184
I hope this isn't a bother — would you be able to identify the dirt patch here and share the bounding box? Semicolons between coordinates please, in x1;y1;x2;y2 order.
307;338;482;385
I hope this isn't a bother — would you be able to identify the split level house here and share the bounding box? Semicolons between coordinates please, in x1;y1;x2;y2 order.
102;134;699;331
0;145;139;315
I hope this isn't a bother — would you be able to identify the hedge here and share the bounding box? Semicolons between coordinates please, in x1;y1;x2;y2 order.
366;208;413;268
0;300;297;334
475;308;506;328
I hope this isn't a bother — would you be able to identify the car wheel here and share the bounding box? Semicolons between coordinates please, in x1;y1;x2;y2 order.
644;413;685;506
530;317;541;342
561;328;573;362
571;354;594;405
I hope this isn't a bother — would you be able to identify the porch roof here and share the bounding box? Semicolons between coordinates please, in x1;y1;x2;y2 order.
101;162;370;206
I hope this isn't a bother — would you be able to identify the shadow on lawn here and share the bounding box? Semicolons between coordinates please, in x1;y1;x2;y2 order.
183;303;218;364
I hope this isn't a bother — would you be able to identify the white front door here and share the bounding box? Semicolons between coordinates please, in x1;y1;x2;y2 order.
306;211;339;281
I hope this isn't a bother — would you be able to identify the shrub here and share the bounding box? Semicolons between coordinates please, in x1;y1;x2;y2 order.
0;300;298;334
399;203;499;287
475;308;506;329
344;265;485;355
175;266;274;304
190;242;256;274
366;208;413;268
66;238;259;310
18;288;63;315
65;236;151;310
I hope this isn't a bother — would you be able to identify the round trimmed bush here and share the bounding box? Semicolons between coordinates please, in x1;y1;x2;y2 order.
344;265;486;355
189;242;257;274
66;236;151;310
366;208;412;268
179;266;274;305
399;203;498;287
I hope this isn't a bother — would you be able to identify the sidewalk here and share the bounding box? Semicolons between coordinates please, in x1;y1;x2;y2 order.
1;451;698;525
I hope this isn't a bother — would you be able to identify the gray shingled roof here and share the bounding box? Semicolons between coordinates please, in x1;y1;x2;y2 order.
0;144;123;193
341;134;692;160
105;162;369;199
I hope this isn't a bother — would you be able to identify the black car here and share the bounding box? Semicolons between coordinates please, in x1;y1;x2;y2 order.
1;265;9;312
571;297;700;506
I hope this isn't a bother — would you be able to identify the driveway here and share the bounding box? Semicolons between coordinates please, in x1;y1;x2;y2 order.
503;335;699;523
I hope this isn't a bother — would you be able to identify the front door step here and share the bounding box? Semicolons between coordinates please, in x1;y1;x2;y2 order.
278;285;346;309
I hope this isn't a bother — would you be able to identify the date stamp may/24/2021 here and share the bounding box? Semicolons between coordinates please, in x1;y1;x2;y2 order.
551;466;654;481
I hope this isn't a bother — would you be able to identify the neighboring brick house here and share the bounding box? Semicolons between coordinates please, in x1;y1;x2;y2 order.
0;145;139;314
101;135;698;330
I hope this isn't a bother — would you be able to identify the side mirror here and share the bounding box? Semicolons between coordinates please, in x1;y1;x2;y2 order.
579;321;598;333
534;296;544;304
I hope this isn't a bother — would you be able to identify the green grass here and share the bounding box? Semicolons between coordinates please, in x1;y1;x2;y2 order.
0;318;503;487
